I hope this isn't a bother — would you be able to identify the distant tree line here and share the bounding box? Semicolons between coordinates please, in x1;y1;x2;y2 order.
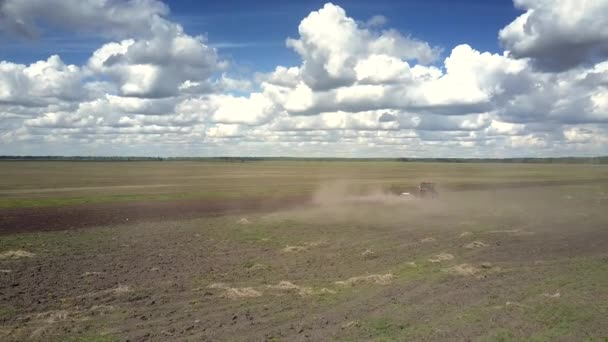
0;156;165;161
395;157;608;164
1;155;607;164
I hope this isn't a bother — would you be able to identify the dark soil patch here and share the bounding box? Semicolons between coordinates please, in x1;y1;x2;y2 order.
0;196;310;235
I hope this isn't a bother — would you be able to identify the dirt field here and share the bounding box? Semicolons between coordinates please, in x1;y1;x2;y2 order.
1;161;607;341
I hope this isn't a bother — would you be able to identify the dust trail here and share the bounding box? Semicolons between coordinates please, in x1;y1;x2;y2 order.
311;180;413;207
267;179;445;230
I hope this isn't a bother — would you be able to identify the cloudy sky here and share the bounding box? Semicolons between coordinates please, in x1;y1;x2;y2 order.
1;0;607;157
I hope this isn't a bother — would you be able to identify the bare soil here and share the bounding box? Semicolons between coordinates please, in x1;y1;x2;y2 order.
1;186;607;341
0;196;309;235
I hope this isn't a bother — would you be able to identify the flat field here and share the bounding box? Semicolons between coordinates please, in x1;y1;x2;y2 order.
1;161;607;341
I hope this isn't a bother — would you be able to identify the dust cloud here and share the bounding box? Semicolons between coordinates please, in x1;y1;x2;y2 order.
263;178;597;242
311;180;412;207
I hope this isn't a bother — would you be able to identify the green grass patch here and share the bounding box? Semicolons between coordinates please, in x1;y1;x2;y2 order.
393;256;449;282
0;306;16;321
541;258;608;291
0;191;281;209
527;302;598;341
487;328;516;342
357;317;434;341
521;257;608;341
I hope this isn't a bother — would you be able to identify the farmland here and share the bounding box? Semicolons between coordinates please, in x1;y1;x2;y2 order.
1;161;607;341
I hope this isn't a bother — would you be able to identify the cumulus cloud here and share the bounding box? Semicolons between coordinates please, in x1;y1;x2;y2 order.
2;0;224;100
209;93;278;125
87;22;222;98
495;61;608;124
24;110;101;128
0;55;85;106
261;43;523;117
285;3;440;91
500;0;608;71
206;124;243;138
1;1;608;157
0;0;169;39
269;110;400;132
354;54;411;85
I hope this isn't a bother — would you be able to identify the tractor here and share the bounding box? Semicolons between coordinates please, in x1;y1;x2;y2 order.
417;182;438;198
393;182;438;199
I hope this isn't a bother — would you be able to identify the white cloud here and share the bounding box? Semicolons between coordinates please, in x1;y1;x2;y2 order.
495;60;608;125
206;124;243;138
270;110;400;132
285;3;440;91
0;0;169;38
509;134;549;149
219;75;253;93
261;66;301;88
87;22;222;98
1;1;608;157
499;0;608;71
1;1;225;102
364;15;388;28
105;95;176;116
24;110;100;128
210;93;278;125
0;55;84;106
486;120;526;136
354;54;411;84
410;44;526;111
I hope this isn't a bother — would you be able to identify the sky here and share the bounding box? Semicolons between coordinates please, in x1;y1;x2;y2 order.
0;0;607;157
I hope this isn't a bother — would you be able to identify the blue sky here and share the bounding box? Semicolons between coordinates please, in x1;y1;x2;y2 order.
2;0;520;71
198;0;520;72
0;0;607;157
